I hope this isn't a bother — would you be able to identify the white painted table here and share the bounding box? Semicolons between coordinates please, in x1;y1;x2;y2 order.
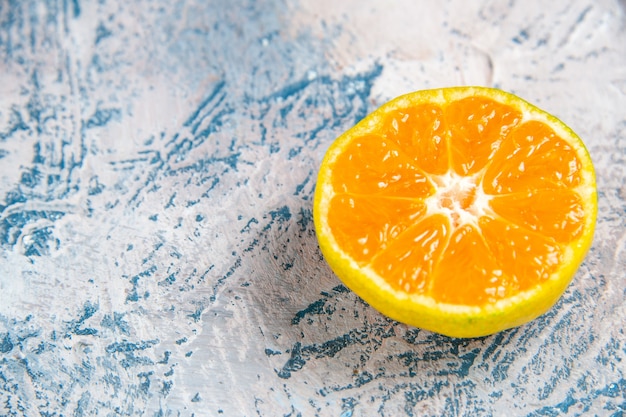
1;1;625;415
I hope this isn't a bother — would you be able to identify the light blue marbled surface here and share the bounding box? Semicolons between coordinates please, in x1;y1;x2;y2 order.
1;0;625;415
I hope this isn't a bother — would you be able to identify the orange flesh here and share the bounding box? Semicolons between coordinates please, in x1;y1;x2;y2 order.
328;97;584;306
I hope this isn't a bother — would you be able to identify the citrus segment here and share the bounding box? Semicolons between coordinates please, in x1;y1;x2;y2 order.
381;104;449;175
478;216;562;288
328;195;426;264
370;213;450;294
482;121;582;194
331;134;434;198
313;86;597;338
430;224;504;305
447;96;522;176
489;190;585;243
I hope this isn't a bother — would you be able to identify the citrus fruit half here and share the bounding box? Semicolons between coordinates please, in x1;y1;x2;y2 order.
313;86;597;338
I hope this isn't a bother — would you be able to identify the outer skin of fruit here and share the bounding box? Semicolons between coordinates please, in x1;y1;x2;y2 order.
313;87;597;338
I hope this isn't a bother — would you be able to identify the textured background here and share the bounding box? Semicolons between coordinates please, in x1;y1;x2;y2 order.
1;0;625;415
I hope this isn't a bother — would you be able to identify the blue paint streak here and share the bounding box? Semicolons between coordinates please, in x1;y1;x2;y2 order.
209;257;242;303
105;339;159;354
20;167;42;188
70;0;80;18
191;105;234;142
159;272;177;286
94;22;112;45
0;210;65;254
183;80;227;128
0;109;29;141
137;371;153;394
87;176;104;195
293;171;312;196
24;226;60;256
240;217;259;233
75;391;91;417
100;312;130;335
262;206;291;232
292;299;326;325
0;332;14;353
126;265;158;302
66;301;99;337
84;107;121;129
263;77;313;103
296;207;313;232
512;29;529;44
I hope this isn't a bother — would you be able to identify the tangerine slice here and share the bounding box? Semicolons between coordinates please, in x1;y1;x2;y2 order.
313;87;597;338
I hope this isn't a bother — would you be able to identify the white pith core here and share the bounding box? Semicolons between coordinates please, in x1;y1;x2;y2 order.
424;171;492;228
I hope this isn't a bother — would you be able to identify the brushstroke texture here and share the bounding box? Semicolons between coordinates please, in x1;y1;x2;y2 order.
0;0;625;415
